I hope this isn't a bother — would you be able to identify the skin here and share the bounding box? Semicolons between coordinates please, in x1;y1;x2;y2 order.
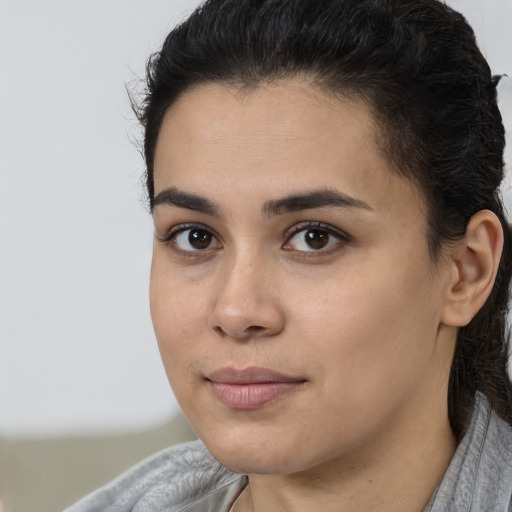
150;81;481;512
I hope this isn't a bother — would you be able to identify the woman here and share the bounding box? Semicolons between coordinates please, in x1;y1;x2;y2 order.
66;0;512;510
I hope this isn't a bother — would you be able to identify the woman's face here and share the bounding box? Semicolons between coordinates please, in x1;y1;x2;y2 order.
150;81;456;475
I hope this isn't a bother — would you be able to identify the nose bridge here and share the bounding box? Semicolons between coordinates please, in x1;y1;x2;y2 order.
209;243;284;340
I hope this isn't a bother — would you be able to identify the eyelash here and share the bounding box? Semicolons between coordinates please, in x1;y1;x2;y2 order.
156;223;221;258
156;221;352;257
284;221;353;254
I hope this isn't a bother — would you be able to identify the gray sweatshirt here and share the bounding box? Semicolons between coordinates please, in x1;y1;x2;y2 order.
64;393;512;511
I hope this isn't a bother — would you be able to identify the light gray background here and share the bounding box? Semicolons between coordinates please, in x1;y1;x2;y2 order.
1;0;511;438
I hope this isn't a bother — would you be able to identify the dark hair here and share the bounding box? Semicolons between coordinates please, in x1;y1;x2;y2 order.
135;0;512;439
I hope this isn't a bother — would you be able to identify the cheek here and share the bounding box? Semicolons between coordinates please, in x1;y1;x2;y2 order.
295;256;441;393
149;258;210;376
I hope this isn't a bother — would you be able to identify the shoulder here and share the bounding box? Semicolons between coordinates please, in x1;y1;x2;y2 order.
430;393;512;512
63;440;240;512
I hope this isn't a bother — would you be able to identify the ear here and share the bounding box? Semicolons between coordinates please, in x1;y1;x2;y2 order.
441;210;504;327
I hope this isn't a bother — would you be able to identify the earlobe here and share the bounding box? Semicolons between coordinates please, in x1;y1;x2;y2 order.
441;210;504;327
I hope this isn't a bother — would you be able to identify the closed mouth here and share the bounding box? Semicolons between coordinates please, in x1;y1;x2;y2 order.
206;367;306;410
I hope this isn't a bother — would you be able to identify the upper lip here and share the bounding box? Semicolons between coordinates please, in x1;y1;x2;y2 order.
207;367;306;384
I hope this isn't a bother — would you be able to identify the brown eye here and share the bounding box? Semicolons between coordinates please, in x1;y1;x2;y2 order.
173;227;219;252
286;224;348;253
305;229;329;249
188;229;212;249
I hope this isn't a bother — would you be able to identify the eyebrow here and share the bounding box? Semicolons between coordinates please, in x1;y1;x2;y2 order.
152;187;372;217
262;188;373;217
153;187;220;216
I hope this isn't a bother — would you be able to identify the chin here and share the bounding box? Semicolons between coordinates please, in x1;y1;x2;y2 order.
213;449;296;476
199;428;308;475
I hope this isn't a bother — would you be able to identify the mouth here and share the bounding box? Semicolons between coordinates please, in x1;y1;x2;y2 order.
206;367;306;410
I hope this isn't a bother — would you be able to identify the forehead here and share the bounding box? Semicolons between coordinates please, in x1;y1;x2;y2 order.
157;81;374;143
153;80;425;219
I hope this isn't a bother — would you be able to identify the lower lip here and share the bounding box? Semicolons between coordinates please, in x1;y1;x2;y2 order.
209;381;303;410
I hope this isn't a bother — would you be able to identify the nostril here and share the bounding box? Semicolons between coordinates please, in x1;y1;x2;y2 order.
247;325;265;332
211;323;272;340
208;295;286;340
212;325;226;337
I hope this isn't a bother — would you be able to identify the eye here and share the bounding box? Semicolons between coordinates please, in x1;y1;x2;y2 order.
157;224;221;254
284;223;350;252
175;228;216;251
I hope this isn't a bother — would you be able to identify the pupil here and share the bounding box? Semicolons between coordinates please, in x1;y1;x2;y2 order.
189;229;212;249
306;229;329;249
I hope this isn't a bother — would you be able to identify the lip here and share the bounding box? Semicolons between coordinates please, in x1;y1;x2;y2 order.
206;367;306;410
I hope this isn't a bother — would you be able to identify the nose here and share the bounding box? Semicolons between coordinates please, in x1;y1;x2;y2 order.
208;255;285;341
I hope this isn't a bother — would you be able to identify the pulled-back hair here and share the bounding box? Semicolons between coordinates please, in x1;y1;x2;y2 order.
135;0;512;439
